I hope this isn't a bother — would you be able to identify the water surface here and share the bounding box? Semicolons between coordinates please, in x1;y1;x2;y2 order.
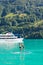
0;39;43;65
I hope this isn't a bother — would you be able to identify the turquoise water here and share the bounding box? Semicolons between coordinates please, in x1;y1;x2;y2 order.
0;39;43;65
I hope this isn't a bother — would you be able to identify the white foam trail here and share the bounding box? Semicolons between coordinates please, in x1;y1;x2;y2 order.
11;51;32;54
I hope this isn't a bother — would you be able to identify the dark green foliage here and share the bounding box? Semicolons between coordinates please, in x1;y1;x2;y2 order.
0;0;43;38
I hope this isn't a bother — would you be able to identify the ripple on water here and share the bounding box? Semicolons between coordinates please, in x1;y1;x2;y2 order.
11;51;32;55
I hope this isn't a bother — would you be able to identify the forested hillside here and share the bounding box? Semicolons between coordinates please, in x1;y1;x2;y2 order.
0;0;43;38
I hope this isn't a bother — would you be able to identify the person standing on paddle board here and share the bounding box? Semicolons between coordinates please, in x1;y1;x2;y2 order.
19;43;24;51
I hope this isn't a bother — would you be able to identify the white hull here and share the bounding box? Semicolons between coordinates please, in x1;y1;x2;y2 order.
0;38;23;43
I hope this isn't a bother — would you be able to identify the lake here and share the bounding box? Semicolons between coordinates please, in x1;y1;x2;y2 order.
0;39;43;65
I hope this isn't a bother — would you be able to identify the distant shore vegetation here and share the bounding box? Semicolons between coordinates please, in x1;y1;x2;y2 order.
0;0;43;38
